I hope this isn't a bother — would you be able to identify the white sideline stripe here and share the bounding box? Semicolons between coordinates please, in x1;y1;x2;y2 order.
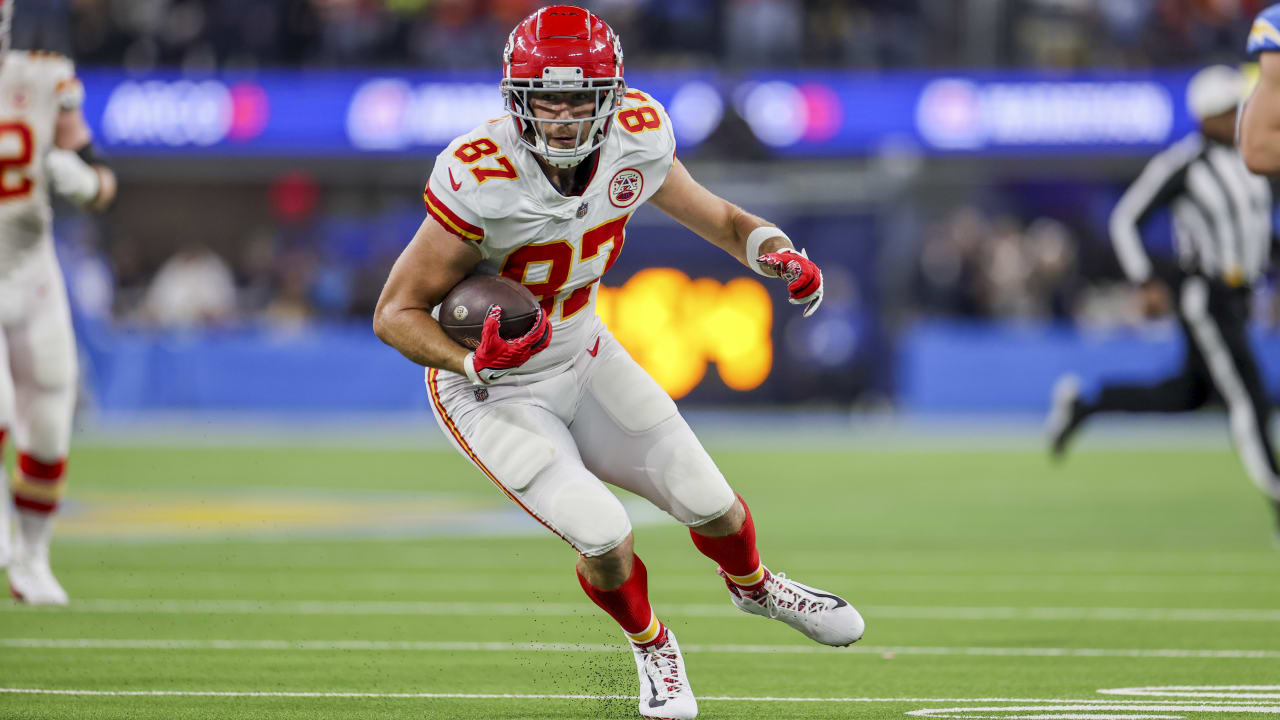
30;599;1280;623
1100;687;1280;700
4;638;1279;659
0;688;1274;706
907;703;1280;718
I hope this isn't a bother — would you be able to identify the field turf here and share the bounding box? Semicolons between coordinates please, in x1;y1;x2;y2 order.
2;436;1279;719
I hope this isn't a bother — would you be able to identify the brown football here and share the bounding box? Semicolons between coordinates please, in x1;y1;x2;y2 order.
439;274;540;350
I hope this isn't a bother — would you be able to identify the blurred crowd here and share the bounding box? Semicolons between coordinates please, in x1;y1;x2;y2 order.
16;0;1271;72
28;0;1280;334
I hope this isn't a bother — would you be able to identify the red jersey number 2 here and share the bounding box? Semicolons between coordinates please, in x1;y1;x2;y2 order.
0;122;34;201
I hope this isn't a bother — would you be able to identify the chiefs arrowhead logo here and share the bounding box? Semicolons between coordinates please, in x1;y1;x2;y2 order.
448;168;463;192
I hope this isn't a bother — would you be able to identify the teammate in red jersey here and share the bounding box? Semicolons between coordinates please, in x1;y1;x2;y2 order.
374;6;861;717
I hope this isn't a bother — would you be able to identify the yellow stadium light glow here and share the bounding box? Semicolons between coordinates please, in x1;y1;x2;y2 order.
597;269;773;399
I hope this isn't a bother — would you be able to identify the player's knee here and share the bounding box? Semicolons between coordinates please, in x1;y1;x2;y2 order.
662;441;735;524
19;392;75;460
551;482;632;556
27;341;77;394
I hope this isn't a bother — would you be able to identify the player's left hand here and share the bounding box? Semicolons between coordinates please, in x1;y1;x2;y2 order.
757;248;823;317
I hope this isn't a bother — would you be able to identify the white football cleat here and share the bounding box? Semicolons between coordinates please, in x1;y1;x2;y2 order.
720;568;864;646
630;628;697;719
8;530;67;602
8;553;68;606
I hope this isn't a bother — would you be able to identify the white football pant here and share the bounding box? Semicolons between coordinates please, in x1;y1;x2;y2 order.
0;243;78;504
427;318;736;557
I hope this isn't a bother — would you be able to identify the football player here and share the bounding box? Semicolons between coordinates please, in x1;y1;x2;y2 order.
1241;3;1280;172
374;6;862;718
0;0;117;605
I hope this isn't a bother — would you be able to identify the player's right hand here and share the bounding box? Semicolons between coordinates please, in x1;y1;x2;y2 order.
464;305;552;384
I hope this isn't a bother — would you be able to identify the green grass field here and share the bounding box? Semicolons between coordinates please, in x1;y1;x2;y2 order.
2;436;1279;719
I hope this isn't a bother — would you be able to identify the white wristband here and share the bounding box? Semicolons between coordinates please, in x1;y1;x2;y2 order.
462;353;486;386
746;226;790;277
45;148;100;206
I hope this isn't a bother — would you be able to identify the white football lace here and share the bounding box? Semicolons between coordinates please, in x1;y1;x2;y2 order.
641;641;686;699
757;573;831;619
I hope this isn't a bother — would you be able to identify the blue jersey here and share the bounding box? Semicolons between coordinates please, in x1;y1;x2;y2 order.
1248;4;1280;54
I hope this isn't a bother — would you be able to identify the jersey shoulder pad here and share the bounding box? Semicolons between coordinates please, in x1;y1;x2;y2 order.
1248;6;1280;54
613;88;676;162
14;50;81;109
424;125;513;249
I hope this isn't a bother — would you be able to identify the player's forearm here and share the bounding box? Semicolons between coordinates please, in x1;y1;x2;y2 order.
1241;92;1280;174
718;207;792;274
373;305;469;375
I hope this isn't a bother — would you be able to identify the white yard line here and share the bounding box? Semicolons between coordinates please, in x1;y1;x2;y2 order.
16;599;1280;623
0;687;1274;706
3;638;1279;659
907;703;1280;718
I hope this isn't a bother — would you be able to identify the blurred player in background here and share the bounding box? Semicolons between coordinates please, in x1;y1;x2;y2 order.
0;0;117;605
1241;3;1280;173
1048;65;1280;536
374;6;861;717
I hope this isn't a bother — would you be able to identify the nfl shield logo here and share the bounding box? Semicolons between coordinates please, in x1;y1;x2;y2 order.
576;201;589;218
473;388;489;402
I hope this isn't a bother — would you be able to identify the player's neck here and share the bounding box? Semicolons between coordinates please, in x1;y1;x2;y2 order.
534;152;598;197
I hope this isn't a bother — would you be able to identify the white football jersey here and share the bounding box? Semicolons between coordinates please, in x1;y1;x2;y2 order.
0;50;82;280
425;88;676;378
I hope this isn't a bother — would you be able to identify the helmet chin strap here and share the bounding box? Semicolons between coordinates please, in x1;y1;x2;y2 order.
536;140;591;168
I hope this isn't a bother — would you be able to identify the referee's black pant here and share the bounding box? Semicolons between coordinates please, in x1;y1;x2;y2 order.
1082;276;1280;499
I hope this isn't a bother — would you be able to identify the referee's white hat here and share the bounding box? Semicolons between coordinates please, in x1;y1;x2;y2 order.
1186;65;1245;121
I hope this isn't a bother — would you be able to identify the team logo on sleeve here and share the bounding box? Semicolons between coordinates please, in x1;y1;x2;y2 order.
609;168;643;208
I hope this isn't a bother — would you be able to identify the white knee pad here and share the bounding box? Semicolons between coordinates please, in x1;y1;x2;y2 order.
460;403;632;557
546;480;632;557
650;430;735;526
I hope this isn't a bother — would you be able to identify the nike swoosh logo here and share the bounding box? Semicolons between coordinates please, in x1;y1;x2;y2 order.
448;168;463;191
793;581;848;609
586;337;600;357
646;675;667;708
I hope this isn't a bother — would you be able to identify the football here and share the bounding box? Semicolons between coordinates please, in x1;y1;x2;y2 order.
439;274;540;349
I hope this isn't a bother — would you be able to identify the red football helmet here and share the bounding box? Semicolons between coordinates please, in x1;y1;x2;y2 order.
501;5;625;168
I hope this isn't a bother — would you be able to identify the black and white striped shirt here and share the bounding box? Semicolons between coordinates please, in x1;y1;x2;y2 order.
1110;133;1274;288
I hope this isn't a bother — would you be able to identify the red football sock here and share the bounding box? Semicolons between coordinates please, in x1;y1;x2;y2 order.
577;553;666;647
690;494;765;590
12;452;67;515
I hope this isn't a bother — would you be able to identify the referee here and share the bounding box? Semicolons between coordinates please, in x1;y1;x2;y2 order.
1047;65;1280;534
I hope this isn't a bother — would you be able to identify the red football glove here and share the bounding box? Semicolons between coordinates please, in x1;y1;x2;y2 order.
463;305;552;385
757;248;824;317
